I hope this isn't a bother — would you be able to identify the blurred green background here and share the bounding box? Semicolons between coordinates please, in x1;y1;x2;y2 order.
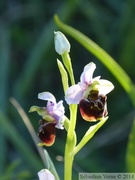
0;0;135;179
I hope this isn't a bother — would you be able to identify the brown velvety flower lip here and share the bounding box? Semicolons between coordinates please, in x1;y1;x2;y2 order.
38;120;57;146
79;92;108;121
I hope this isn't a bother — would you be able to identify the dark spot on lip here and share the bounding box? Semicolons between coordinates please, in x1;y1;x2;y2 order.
79;91;108;121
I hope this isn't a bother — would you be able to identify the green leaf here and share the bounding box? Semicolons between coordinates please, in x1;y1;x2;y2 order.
73;117;108;155
44;149;60;180
54;15;135;107
126;117;135;172
57;59;69;93
6;159;22;173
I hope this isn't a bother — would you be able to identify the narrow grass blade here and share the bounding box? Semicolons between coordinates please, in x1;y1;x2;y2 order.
44;149;60;180
10;97;47;168
126;116;135;172
0;110;43;171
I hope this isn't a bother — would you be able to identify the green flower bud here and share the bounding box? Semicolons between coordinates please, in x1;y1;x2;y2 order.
54;31;70;55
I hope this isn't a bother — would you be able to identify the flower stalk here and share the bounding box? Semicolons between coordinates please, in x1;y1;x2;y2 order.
62;55;77;179
54;31;77;179
64;104;77;180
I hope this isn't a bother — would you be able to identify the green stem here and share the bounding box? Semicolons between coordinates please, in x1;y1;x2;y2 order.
64;144;74;180
64;117;77;146
64;105;77;180
68;105;78;141
61;51;77;180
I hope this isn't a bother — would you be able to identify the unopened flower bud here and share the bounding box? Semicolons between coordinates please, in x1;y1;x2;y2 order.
54;31;70;55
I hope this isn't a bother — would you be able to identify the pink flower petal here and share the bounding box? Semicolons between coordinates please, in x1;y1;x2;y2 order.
55;116;65;129
80;62;96;84
38;92;56;103
97;79;114;95
65;84;84;104
53;100;65;118
38;92;65;129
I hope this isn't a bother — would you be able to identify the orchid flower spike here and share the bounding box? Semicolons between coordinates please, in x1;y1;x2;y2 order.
29;92;65;146
65;62;114;121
